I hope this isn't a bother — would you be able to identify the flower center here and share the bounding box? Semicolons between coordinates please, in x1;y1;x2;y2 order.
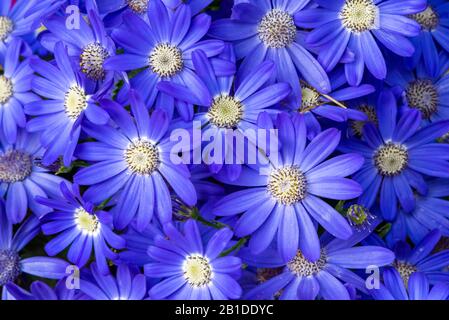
125;140;160;175
393;261;417;286
300;82;321;112
406;80;439;119
0;150;32;183
258;9;296;48
410;6;439;30
64;85;88;120
149;43;183;78
287;250;327;277
0;250;20;286
0;75;13;104
75;208;100;235
346;204;375;231
267;166;307;205
183;254;212;288
127;0;148;14
207;95;243;129
0;16;13;42
80;43;110;80
374;142;408;176
351;104;378;137
340;0;378;33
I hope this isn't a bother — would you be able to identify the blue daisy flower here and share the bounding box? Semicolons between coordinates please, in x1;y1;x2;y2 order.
386;53;449;124
0;200;69;299
158;46;290;180
145;220;242;300
296;0;426;85
25;42;110;167
388;179;449;245
0;128;65;223
370;270;449;300
74;91;197;230
37;182;126;275
5;279;81;300
0;39;39;143
104;0;225;120
340;90;449;221
214;113;364;263
408;0;449;77
241;220;395;300
209;0;331;102
79;263;146;300
39;2;117;86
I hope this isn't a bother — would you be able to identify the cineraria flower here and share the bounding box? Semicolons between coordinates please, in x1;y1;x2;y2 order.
105;0;225;120
296;0;426;85
158;47;290;179
388;179;449;245
145;220;242;300
241;221;395;300
0;39;38;143
74;91;197;230
370;270;449;300
209;0;331;102
25;42;110;167
5;279;81;300
79;263;146;300
39;4;117;86
38;182;125;275
214;113;364;263
0;128;65;223
0;200;69;299
386;55;449;124
340;90;449;221
408;0;449;77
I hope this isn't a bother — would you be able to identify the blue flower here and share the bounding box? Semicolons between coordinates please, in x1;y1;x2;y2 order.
296;0;426;85
0;200;69;299
25;42;110;167
79;263;146;300
0;128;65;223
241;220;394;300
74;91;197;230
209;0;331;102
5;279;81;300
0;39;38;143
214;113;364;263
408;0;449;77
104;0;225;120
38;182;125;275
370;270;449;300
145;220;242;300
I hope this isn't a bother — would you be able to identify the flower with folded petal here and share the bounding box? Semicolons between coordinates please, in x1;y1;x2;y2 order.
145;220;242;300
214;113;364;263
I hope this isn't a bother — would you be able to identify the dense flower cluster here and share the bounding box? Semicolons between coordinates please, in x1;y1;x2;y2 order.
1;0;449;300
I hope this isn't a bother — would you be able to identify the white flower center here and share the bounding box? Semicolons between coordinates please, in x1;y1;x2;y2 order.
127;0;148;14
394;261;417;286
410;6;439;30
258;9;297;48
287;250;326;277
207;95;243;129
0;16;13;42
64;85;88;120
80;43;110;80
0;250;20;286
0;150;32;183
374;142;408;176
267;166;307;205
340;0;378;33
125;140;160;175
406;79;439;119
183;254;212;288
0;75;13;104
300;82;321;111
149;43;183;78
75;208;100;235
